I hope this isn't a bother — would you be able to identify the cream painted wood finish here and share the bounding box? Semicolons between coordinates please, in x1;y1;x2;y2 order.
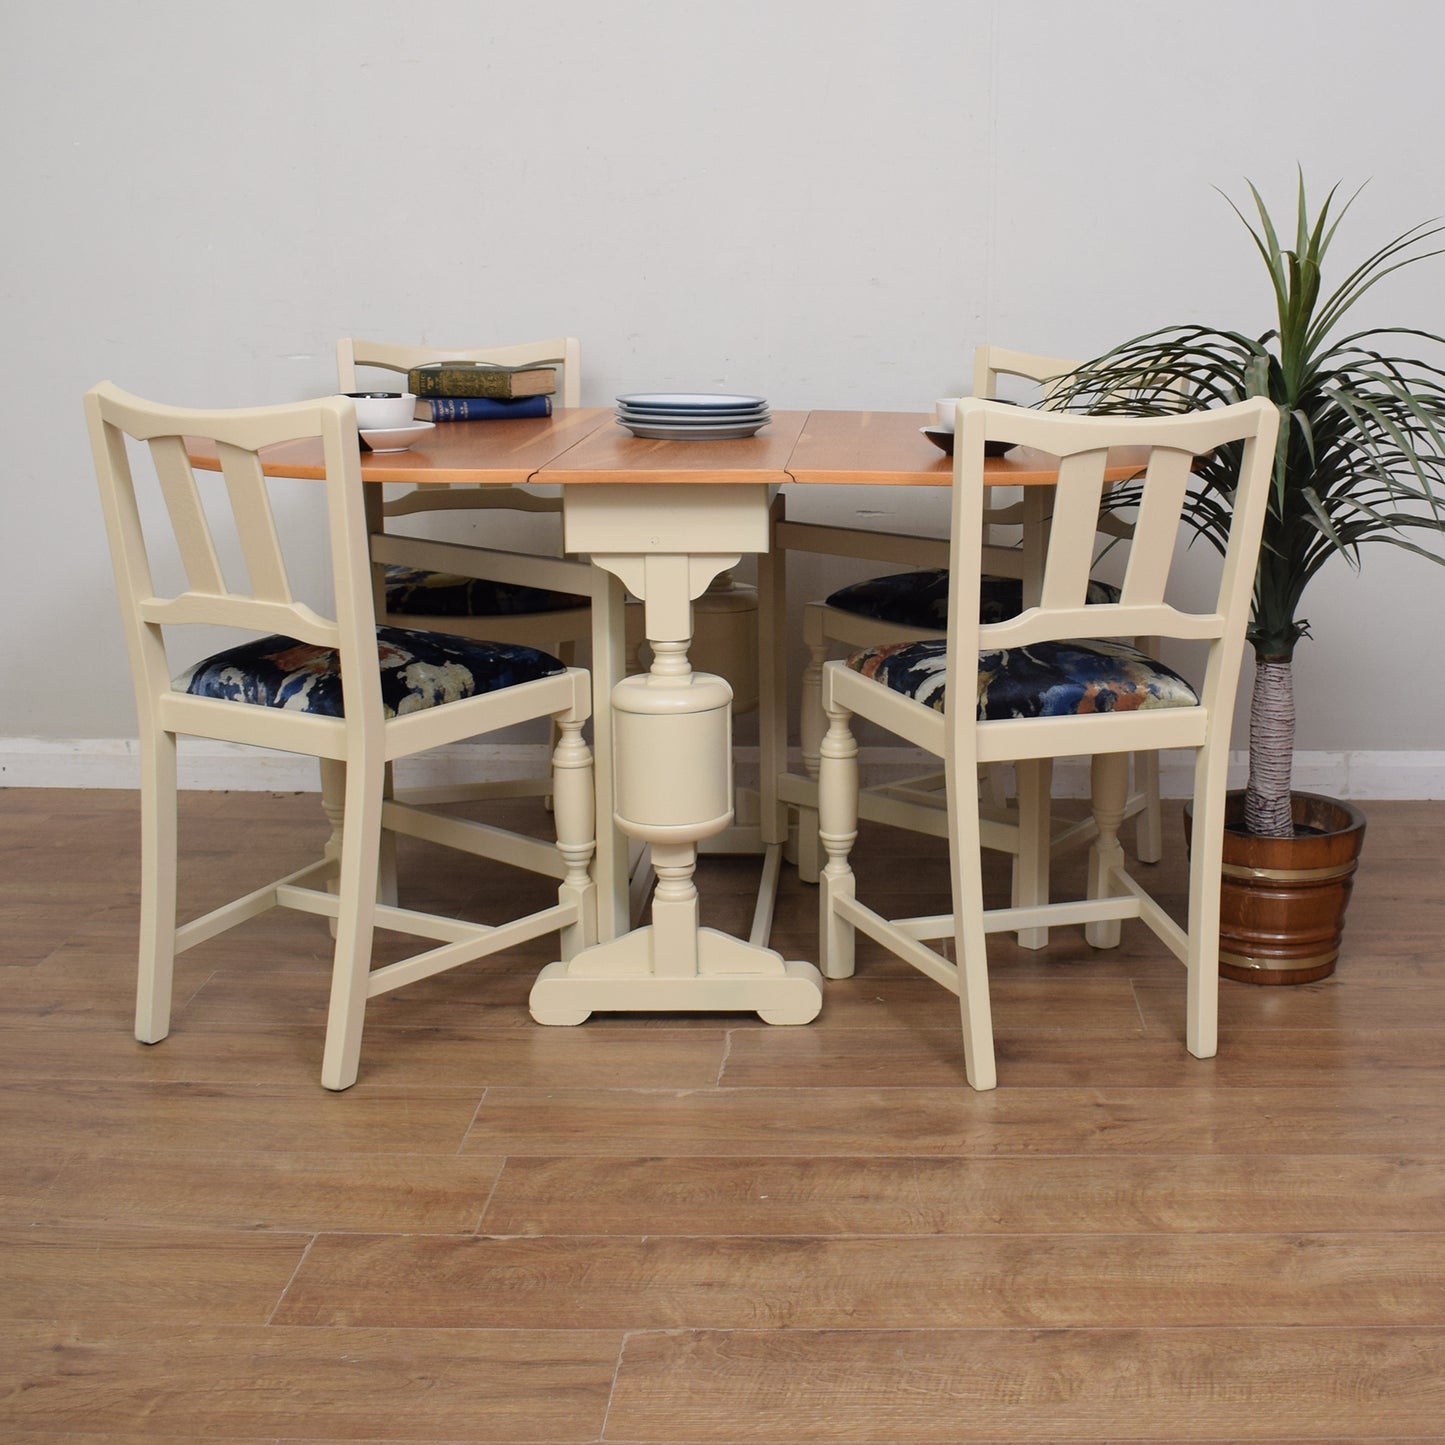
86;383;597;1090
817;396;1279;1089
530;415;822;1025
778;348;1162;952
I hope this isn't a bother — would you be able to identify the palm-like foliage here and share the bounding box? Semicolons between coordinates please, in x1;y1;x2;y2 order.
1051;177;1445;836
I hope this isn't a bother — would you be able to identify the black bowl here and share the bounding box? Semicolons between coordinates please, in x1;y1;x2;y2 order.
921;427;1013;458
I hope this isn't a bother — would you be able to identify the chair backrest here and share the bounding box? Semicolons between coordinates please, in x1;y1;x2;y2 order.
972;342;1173;552
949;396;1279;726
84;382;382;723
336;336;582;408
972;345;1080;408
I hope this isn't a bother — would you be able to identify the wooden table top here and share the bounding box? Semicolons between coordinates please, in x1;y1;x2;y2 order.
186;407;1146;487
542;411;810;485
185;407;616;485
785;409;1148;486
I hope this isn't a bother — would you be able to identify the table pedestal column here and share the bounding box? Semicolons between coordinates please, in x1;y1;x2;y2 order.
531;484;821;1025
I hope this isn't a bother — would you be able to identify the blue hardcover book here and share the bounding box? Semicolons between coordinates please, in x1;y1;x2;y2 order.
422;395;553;422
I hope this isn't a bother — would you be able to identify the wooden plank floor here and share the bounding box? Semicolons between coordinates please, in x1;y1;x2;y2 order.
3;786;1444;1443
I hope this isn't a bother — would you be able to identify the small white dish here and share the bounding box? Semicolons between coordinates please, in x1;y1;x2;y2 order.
360;420;435;452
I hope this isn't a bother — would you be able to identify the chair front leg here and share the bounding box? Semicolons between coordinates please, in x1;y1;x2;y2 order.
320;757;396;927
944;753;997;1092
1183;747;1224;1061
551;713;597;961
320;749;386;1092
1131;637;1164;865
816;690;859;979
1085;750;1130;950
135;724;179;1044
1011;757;1053;950
795;605;830;883
379;762;399;907
800;606;829;783
1133;749;1163;863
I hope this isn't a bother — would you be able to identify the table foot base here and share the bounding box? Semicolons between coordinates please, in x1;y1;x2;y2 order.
530;932;823;1024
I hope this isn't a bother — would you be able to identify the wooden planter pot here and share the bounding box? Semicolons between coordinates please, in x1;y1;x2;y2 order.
1185;790;1367;986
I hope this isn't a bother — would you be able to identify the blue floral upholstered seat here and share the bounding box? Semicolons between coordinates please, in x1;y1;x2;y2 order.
175;626;565;718
846;636;1198;719
383;564;588;620
825;566;1121;630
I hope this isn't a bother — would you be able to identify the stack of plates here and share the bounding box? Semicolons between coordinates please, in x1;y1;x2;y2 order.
616;392;771;440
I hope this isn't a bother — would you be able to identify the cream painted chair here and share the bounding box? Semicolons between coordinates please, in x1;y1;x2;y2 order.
85;382;596;1090
779;346;1164;941
817;396;1278;1089
339;337;634;933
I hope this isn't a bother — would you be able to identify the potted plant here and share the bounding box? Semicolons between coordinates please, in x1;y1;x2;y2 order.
1055;174;1445;982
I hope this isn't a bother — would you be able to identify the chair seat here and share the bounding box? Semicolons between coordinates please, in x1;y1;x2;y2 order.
175;626;565;718
825;567;1121;629
846;637;1198;718
384;564;587;619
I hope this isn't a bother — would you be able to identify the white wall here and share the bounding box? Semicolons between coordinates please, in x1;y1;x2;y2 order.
5;0;1444;774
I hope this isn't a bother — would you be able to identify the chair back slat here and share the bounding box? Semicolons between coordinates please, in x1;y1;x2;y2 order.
149;434;226;596
983;602;1226;651
1038;450;1109;610
217;440;293;605
1120;446;1193;605
139;592;340;646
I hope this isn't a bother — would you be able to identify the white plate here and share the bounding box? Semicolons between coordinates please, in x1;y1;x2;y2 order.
360;420;435;452
618;407;772;425
616;392;767;412
617;420;770;441
619;399;769;412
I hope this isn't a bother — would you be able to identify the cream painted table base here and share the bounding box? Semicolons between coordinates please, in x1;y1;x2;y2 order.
530;481;822;1025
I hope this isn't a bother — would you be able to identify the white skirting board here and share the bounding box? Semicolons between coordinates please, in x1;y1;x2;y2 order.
4;738;1445;799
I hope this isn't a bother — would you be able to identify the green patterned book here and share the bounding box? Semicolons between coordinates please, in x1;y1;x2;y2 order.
407;362;557;399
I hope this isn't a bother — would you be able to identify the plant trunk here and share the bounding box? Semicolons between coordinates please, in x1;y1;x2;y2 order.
1244;657;1296;837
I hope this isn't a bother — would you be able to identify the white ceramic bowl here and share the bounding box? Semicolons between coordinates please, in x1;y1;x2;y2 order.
343;392;416;430
360;420;435;453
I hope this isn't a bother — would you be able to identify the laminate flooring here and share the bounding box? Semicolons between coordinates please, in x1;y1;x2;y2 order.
3;786;1444;1443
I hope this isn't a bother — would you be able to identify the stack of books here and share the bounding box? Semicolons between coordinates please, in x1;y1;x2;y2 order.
409;362;557;422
